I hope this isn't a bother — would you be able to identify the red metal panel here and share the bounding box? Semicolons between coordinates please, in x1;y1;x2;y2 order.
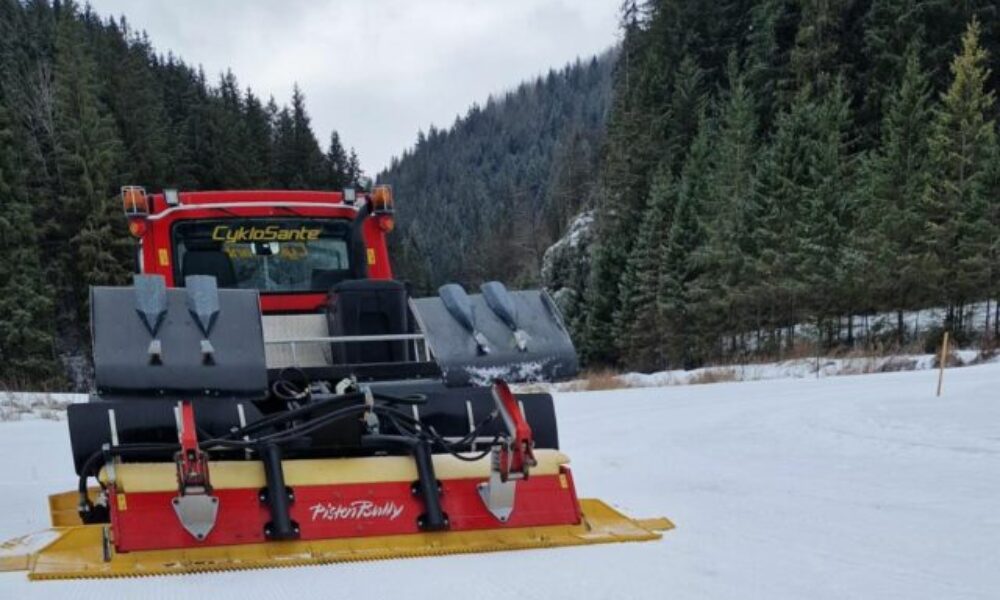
111;472;582;553
361;217;393;280
260;293;328;313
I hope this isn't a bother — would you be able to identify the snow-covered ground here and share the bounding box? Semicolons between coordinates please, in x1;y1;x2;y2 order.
2;363;998;599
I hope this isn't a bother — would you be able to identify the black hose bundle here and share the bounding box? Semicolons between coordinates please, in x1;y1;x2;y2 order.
76;387;503;522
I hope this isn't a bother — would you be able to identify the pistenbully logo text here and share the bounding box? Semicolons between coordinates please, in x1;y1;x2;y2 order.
309;500;405;522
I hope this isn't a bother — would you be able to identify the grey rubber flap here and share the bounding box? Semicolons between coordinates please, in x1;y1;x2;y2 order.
410;288;579;386
133;274;167;335
92;284;267;397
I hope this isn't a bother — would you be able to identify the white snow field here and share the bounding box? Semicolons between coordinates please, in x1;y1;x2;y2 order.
1;363;998;599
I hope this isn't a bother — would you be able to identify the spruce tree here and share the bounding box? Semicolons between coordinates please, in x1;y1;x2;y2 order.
243;89;273;187
325;130;350;189
667;56;707;170
51;1;128;311
614;167;674;370
857;46;934;341
288;85;325;188
0;102;58;384
270;106;296;187
859;0;931;144
210;70;253;188
346;148;363;188
102;25;171;188
659;118;713;368
692;55;759;360
748;88;813;344
796;77;854;342
923;19;997;321
789;0;847;90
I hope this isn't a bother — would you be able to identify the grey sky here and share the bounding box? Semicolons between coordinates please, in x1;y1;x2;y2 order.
85;1;621;176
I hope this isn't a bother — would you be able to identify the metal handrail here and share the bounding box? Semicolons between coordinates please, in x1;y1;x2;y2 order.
264;333;426;345
264;333;433;365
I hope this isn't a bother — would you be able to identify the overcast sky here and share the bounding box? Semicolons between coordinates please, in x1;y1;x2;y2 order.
85;0;621;176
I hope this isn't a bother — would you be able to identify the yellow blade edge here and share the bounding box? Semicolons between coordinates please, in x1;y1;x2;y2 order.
0;499;672;580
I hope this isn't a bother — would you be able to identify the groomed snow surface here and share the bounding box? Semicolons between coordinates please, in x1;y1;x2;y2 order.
2;363;998;599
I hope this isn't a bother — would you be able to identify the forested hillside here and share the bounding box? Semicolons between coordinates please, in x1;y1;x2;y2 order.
378;52;614;293
4;0;1000;387
380;2;1000;374
0;0;362;388
569;0;1000;371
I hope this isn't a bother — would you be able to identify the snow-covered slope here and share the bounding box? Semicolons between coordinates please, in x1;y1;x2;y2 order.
2;364;998;599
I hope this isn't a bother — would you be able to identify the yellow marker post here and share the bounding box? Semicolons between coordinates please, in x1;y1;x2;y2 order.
937;331;949;397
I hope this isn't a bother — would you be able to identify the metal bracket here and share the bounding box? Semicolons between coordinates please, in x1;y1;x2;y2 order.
172;401;219;541
477;452;518;522
171;493;219;541
477;380;536;522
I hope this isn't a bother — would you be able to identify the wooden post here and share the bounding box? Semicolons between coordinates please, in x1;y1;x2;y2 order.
936;331;949;397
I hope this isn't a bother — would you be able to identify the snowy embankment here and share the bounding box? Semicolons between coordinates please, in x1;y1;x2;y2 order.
535;349;988;392
1;362;998;598
617;349;986;387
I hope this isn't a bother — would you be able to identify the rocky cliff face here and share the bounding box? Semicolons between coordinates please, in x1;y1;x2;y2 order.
541;210;594;331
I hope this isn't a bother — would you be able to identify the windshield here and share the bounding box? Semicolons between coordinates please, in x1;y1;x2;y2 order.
172;218;354;293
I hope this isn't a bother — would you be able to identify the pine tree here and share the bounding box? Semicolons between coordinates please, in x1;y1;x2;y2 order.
923;19;997;323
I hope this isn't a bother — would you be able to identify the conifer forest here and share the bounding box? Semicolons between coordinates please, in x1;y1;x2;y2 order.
2;0;1000;388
